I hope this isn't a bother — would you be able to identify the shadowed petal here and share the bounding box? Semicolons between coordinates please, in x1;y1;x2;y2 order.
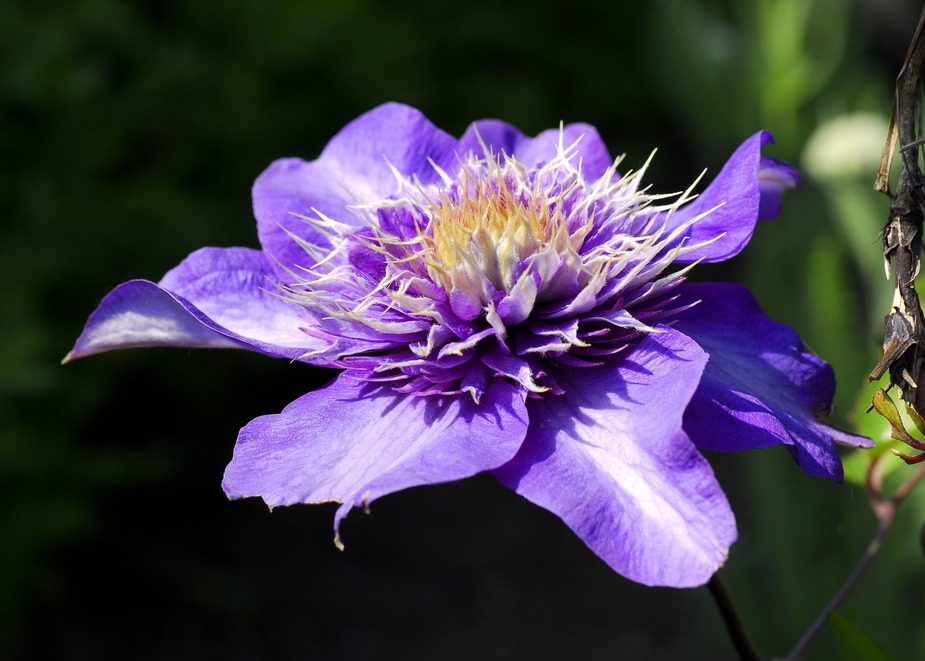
673;282;872;481
66;247;331;362
494;329;736;587
223;375;529;539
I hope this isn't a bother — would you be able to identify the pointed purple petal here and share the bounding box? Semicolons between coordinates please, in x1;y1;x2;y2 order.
672;282;871;481
494;329;736;587
65;279;244;361
223;375;529;538
66;247;330;362
669;132;798;264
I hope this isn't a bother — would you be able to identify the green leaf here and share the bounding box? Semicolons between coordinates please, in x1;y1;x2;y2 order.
871;390;904;434
850;386;893;446
904;400;925;436
829;612;894;661
843;387;907;486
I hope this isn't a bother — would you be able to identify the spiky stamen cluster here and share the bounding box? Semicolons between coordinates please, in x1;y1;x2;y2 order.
281;138;720;401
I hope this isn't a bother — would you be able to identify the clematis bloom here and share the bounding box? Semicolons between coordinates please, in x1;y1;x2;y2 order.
67;103;869;588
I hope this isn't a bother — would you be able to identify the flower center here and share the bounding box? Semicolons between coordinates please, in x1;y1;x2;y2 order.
424;159;585;294
398;154;596;328
282;139;717;399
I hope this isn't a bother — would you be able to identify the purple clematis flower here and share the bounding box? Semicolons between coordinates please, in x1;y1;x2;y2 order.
66;103;870;588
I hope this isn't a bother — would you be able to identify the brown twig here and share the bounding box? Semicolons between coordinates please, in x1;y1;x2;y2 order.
869;6;925;410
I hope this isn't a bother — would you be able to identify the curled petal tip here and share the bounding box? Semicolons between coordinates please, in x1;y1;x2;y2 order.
758;156;802;220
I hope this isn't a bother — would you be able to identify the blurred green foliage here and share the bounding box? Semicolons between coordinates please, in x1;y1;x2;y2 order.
2;0;924;659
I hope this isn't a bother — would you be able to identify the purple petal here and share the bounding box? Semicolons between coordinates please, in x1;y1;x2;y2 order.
158;247;325;348
320;103;457;191
448;120;525;163
515;123;613;179
255;103;457;275
669;132;797;264
223;375;529;540
65;279;245;361
65;247;330;362
453;120;613;180
672;282;871;481
252;157;358;277
494;329;736;587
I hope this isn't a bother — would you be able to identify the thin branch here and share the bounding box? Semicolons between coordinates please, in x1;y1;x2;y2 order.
783;507;894;660
783;462;925;660
893;462;925;500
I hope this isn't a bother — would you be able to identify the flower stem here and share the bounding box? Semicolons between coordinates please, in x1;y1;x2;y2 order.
783;459;925;660
708;573;763;661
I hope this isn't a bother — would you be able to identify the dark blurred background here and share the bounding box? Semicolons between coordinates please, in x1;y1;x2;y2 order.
3;0;924;659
